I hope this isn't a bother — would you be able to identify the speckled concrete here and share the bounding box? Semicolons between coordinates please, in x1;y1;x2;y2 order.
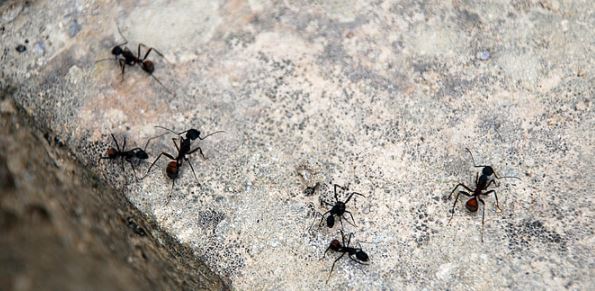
1;0;593;289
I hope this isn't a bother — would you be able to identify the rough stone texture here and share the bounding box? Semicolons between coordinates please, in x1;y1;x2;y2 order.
1;0;593;289
0;96;227;290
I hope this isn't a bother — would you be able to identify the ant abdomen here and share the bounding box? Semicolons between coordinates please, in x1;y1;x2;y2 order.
166;161;178;179
142;60;155;74
329;239;341;251
106;147;118;158
466;198;479;212
326;215;335;228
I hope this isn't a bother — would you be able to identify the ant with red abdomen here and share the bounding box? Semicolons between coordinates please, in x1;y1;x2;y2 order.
447;148;520;241
143;126;224;202
96;25;174;96
99;133;148;182
323;230;369;284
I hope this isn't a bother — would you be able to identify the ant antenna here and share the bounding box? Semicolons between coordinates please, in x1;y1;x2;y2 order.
496;175;521;180
494;126;503;141
116;23;128;43
153;126;225;140
465;148;520;180
154;126;180;135
143;129;172;152
464;148;488;168
198;130;225;140
95;57;114;63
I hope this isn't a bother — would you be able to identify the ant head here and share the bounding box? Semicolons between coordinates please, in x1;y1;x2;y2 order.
355;250;369;262
186;129;201;140
141;60;155;74
135;149;149;160
111;46;123;56
482;166;495;177
106;147;118;158
166;161;178;179
466;198;479;212
326;215;335;228
329;239;342;251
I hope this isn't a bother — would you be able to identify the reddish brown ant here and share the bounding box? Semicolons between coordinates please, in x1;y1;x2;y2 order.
99;133;149;182
143;126;224;201
96;25;174;95
447;148;520;241
323;230;369;283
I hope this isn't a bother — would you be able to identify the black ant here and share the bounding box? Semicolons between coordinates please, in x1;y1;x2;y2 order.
319;184;364;229
447;148;519;241
144;126;224;194
96;25;173;95
323;230;369;283
99;133;149;182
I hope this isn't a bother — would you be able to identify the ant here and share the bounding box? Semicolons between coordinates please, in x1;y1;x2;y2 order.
144;126;224;194
96;25;174;95
319;184;364;229
323;230;369;283
447;148;519;241
99;133;149;182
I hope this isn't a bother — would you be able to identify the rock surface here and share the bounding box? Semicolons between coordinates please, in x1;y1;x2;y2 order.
1;0;593;289
0;97;226;290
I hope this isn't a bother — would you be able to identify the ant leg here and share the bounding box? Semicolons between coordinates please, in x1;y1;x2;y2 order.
121;136;127;151
137;43;143;60
144;152;175;178
318;211;331;227
478;197;486;242
323;246;331;257
127;159;140;182
343;211;358;226
449;191;471;224
321;200;333;207
338;229;351;246
139;43;165;60
118;157;126;173
482;189;500;212
119;59;126;81
348;254;370;265
171;138;180;152
150;75;175;96
486;179;498;188
326;252;346;284
185;158;200;184
344;192;364;204
333;184;347;202
110;133;121;151
345;232;354;246
188;146;206;159
448;183;473;199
